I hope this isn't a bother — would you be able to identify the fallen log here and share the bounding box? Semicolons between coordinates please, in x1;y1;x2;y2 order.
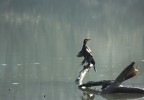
102;62;139;94
79;80;114;89
75;64;93;85
78;62;144;94
78;86;144;99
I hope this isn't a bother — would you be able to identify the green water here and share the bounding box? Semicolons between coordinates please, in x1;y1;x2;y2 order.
0;0;144;100
0;61;144;100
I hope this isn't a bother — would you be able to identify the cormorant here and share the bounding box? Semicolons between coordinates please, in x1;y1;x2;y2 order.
77;39;96;72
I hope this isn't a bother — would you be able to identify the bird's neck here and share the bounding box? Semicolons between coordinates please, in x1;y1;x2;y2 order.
82;42;87;51
83;42;87;46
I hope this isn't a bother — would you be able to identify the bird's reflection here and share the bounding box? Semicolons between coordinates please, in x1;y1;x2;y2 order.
79;86;144;100
80;93;95;100
79;86;99;100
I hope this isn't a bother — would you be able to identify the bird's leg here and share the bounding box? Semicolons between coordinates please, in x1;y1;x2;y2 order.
87;57;92;68
87;57;96;72
93;65;96;72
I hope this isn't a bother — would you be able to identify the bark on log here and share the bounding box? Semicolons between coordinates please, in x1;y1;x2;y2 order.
102;62;138;94
75;64;93;85
77;62;144;94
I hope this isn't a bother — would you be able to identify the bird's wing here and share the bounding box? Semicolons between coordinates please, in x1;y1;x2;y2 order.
86;46;92;55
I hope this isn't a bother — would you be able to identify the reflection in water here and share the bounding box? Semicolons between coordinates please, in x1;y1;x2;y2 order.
81;93;95;100
79;86;144;100
0;0;144;100
79;87;97;100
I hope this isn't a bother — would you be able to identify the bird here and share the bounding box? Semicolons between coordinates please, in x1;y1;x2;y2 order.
77;39;96;72
77;39;92;57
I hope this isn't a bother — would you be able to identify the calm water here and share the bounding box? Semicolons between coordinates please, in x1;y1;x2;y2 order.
0;0;144;100
0;60;144;100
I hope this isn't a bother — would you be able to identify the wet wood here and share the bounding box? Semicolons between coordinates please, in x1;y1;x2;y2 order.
78;62;144;94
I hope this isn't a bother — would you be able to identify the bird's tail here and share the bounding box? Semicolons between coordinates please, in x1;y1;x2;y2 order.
93;65;96;72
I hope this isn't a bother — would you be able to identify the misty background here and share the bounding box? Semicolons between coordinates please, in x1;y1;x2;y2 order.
0;0;144;99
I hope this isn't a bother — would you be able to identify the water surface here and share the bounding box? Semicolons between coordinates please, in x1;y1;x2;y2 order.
0;0;144;100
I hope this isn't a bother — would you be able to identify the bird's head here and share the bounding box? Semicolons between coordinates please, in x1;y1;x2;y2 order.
83;39;91;44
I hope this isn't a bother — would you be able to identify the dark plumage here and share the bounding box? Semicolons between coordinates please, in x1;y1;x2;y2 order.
77;39;96;72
